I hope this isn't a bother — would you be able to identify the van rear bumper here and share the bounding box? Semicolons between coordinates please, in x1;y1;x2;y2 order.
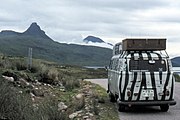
118;100;176;106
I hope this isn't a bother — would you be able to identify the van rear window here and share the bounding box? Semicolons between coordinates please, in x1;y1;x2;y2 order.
129;59;166;72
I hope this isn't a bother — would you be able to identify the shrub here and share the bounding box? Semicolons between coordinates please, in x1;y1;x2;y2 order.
39;65;59;84
0;58;12;69
37;99;68;120
62;77;80;91
14;60;27;71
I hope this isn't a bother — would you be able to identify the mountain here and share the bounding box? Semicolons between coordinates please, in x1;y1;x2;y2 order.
0;23;112;66
83;36;105;43
171;57;180;67
83;35;113;49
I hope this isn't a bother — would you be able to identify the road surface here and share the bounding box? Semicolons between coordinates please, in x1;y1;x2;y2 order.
85;79;180;120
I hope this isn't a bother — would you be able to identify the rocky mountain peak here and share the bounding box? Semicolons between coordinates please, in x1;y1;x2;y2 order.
23;22;51;40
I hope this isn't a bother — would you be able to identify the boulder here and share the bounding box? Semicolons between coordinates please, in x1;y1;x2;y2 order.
2;71;18;81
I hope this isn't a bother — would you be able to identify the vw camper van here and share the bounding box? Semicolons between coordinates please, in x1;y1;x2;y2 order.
108;38;176;112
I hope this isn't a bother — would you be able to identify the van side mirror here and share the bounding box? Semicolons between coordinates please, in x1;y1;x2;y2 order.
105;66;108;70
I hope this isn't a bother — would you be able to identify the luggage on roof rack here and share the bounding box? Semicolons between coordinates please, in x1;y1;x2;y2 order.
122;38;166;51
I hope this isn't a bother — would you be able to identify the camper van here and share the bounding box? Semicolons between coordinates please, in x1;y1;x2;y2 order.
108;38;176;112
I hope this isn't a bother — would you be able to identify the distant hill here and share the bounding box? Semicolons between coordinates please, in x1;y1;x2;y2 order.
0;23;112;66
171;57;180;67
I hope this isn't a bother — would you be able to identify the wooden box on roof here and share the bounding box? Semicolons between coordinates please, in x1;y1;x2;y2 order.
122;38;166;51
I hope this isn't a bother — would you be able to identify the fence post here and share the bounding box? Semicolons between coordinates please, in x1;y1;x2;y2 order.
27;48;32;70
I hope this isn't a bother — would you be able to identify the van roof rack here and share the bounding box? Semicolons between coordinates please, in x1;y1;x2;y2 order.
122;38;166;51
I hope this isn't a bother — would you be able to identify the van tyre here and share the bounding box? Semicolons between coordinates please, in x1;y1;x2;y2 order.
109;92;116;102
118;104;125;112
160;104;169;112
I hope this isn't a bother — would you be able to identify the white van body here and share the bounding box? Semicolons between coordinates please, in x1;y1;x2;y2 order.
108;39;176;112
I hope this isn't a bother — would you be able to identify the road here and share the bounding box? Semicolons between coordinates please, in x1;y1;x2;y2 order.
85;79;180;120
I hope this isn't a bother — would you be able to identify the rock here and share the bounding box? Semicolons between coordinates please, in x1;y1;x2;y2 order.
83;116;89;119
18;78;30;88
86;119;92;120
69;110;82;119
69;112;78;119
89;113;94;117
85;106;89;110
19;91;23;94
31;97;35;101
2;71;18;81
58;102;68;111
47;84;53;89
32;89;44;97
2;75;14;82
35;81;42;86
86;112;94;117
30;92;35;97
76;110;82;114
59;86;65;92
76;93;84;100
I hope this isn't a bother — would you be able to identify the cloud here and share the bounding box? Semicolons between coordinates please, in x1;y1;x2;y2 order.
0;0;179;57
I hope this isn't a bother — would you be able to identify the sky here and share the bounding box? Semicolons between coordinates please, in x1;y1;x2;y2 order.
0;0;180;58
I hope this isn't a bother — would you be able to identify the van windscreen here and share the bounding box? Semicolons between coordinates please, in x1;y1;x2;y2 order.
129;59;166;72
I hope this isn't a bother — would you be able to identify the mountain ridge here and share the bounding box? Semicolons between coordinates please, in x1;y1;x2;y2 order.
0;22;51;40
0;23;112;66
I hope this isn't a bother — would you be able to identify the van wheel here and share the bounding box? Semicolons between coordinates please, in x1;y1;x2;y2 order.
109;92;116;102
118;104;125;112
160;104;169;112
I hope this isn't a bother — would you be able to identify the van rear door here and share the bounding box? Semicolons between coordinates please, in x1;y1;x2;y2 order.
128;58;167;101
